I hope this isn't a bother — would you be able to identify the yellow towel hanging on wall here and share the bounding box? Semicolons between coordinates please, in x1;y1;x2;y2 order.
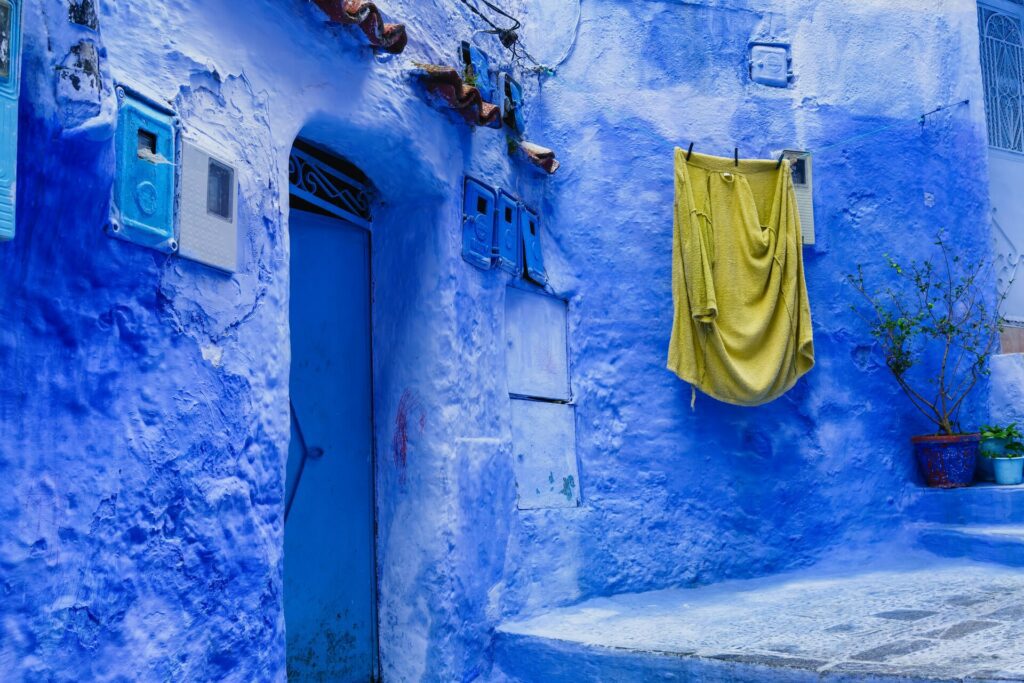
667;148;815;406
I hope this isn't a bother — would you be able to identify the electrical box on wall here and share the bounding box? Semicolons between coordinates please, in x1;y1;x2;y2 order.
0;0;23;242
462;177;496;269
461;176;547;283
784;150;815;245
177;142;240;272
111;87;178;253
520;206;547;285
750;42;793;88
496;190;521;275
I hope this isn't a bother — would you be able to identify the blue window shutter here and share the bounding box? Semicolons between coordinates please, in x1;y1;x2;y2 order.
462;177;496;270
496;190;522;275
499;72;525;135
111;87;178;252
520;206;547;285
460;41;495;104
0;0;22;242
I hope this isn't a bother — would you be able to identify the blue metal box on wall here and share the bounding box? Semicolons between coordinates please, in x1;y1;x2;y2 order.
0;0;22;242
111;86;178;253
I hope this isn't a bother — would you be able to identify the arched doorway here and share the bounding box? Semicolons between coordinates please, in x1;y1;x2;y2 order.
284;138;378;681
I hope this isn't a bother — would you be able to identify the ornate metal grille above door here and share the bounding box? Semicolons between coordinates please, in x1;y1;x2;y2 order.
980;4;1024;152
288;139;373;229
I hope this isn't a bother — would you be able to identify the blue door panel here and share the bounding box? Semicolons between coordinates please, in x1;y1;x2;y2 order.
0;0;22;242
286;210;375;681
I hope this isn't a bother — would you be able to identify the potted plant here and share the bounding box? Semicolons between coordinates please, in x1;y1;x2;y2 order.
848;232;1004;488
980;424;1024;485
979;423;1024;482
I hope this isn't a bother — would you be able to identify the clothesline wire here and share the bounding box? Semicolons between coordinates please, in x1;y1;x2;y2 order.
797;98;971;158
685;99;971;163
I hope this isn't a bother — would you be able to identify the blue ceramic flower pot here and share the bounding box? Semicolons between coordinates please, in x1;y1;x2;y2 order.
977;438;1008;482
993;457;1024;486
912;434;979;489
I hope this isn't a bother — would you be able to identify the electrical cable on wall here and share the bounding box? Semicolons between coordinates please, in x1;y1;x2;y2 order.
457;0;582;76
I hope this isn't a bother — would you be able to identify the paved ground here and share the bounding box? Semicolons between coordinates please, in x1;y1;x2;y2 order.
498;560;1024;681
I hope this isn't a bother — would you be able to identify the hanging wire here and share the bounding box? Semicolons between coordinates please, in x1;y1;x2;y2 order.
456;0;579;76
544;0;583;73
455;0;520;48
798;99;971;158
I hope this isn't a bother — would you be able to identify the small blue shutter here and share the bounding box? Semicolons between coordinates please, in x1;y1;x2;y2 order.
496;190;522;275
460;41;494;104
462;177;496;270
112;88;177;252
500;73;525;135
0;0;22;242
520;206;547;285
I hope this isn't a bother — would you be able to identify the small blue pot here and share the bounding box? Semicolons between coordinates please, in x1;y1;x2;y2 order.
993;457;1024;486
977;438;1008;482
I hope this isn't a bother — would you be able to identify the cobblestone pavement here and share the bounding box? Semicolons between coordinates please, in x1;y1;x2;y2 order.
499;562;1024;680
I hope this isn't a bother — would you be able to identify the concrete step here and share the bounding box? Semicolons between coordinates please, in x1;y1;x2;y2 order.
904;484;1024;526
493;563;1024;682
915;523;1024;567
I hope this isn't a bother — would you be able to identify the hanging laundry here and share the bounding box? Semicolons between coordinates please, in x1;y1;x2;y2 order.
667;149;814;406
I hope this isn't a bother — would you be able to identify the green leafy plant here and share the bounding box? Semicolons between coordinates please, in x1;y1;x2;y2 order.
847;232;1004;436
980;423;1023;441
979;423;1024;457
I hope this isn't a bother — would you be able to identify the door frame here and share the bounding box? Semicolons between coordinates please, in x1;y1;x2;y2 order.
287;137;381;680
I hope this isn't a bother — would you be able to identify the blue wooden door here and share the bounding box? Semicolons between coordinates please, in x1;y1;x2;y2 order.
286;210;376;681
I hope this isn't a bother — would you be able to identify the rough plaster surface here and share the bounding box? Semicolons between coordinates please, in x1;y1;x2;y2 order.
0;0;1005;681
499;0;993;617
990;354;1024;426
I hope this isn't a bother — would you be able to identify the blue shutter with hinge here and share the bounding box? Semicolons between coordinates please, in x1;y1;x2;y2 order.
111;87;178;253
0;0;22;242
462;177;496;270
500;72;525;135
460;41;495;104
521;205;547;285
496;190;522;275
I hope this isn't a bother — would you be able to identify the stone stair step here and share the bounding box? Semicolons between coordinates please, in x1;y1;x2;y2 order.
915;524;1024;567
904;484;1024;526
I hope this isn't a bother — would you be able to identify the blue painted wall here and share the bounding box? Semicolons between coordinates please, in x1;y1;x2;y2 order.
0;0;997;681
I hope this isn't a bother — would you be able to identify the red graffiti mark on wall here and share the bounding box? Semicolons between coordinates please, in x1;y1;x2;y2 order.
392;390;423;484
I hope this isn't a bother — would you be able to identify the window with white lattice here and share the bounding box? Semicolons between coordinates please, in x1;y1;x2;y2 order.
980;1;1024;152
